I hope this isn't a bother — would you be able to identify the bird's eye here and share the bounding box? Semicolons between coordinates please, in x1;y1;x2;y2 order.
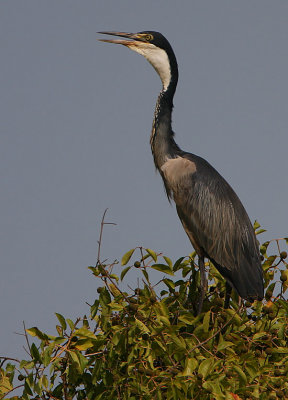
144;34;153;41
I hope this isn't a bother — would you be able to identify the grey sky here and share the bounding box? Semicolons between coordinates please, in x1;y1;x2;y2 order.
1;1;287;359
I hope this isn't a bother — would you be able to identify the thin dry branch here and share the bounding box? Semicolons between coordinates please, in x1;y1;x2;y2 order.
96;208;117;267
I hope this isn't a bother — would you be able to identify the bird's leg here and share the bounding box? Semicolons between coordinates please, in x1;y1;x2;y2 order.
224;282;232;309
197;256;207;314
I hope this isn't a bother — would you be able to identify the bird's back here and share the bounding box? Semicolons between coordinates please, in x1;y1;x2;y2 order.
161;152;264;301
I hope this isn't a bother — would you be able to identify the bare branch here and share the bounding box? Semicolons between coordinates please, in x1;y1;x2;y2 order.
96;209;117;267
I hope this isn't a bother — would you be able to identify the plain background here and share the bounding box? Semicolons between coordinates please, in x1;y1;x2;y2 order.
1;1;287;360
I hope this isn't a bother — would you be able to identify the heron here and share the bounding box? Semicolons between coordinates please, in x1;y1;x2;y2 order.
98;31;264;312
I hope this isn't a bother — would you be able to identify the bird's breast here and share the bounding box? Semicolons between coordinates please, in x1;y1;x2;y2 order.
160;156;197;192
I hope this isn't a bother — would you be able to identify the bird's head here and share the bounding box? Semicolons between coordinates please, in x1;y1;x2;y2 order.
98;31;178;92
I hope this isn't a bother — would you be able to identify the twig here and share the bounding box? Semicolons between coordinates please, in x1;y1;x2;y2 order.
50;317;80;363
96;209;117;266
84;351;103;357
22;321;32;357
0;384;24;400
0;356;21;367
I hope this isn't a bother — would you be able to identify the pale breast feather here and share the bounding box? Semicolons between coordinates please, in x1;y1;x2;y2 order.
160;156;197;190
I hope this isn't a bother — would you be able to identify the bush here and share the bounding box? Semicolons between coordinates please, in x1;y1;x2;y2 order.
1;225;288;399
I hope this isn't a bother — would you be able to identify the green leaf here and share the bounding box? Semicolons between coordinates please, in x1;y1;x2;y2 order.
217;338;234;352
182;266;192;278
55;313;67;330
140;253;150;262
121;248;135;265
109;273;119;281
203;310;210;333
99;287;111;306
233;365;247;384
146;248;157;262
19;360;35;369
202;380;223;396
178;312;196;325
30;343;41;362
170;333;186;350
283;280;288;293
69;350;88;373
265;282;276;297
260;241;270;256
252;332;269;341
225;309;242;326
151;263;174;276
198;358;214;379
142;268;149;281
163;278;175;291
281;269;288;281
26;327;48;341
56;325;62;336
66;319;75;331
108;301;124;311
38;375;49;390
91;299;99;319
43;348;52;367
75;339;94;351
111;331;122;346
253;220;260;230
270;347;288;354
154;300;169;317
24;379;33;396
163;256;172;269
158;316;171;326
256;228;267;235
245;363;259;380
108;283;122;298
74;327;97;339
181;357;198;376
121;266;131;281
54;336;65;344
173;257;185;271
0;375;13;393
278;322;286;340
135;318;150;334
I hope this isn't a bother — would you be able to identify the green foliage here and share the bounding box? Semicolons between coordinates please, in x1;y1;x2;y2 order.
1;234;288;400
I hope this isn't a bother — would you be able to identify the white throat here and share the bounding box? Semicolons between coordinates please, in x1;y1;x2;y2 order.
128;43;171;91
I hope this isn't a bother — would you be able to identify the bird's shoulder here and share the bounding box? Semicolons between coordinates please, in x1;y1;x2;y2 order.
161;151;236;197
181;152;226;182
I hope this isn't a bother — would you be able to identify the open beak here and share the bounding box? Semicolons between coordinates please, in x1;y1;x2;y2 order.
98;31;144;46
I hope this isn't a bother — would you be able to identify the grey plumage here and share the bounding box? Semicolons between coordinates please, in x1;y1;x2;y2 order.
99;31;264;310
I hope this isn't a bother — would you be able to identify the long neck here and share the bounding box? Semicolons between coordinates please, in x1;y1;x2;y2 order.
150;81;181;170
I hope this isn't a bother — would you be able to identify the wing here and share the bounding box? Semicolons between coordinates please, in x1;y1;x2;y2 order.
161;152;264;300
